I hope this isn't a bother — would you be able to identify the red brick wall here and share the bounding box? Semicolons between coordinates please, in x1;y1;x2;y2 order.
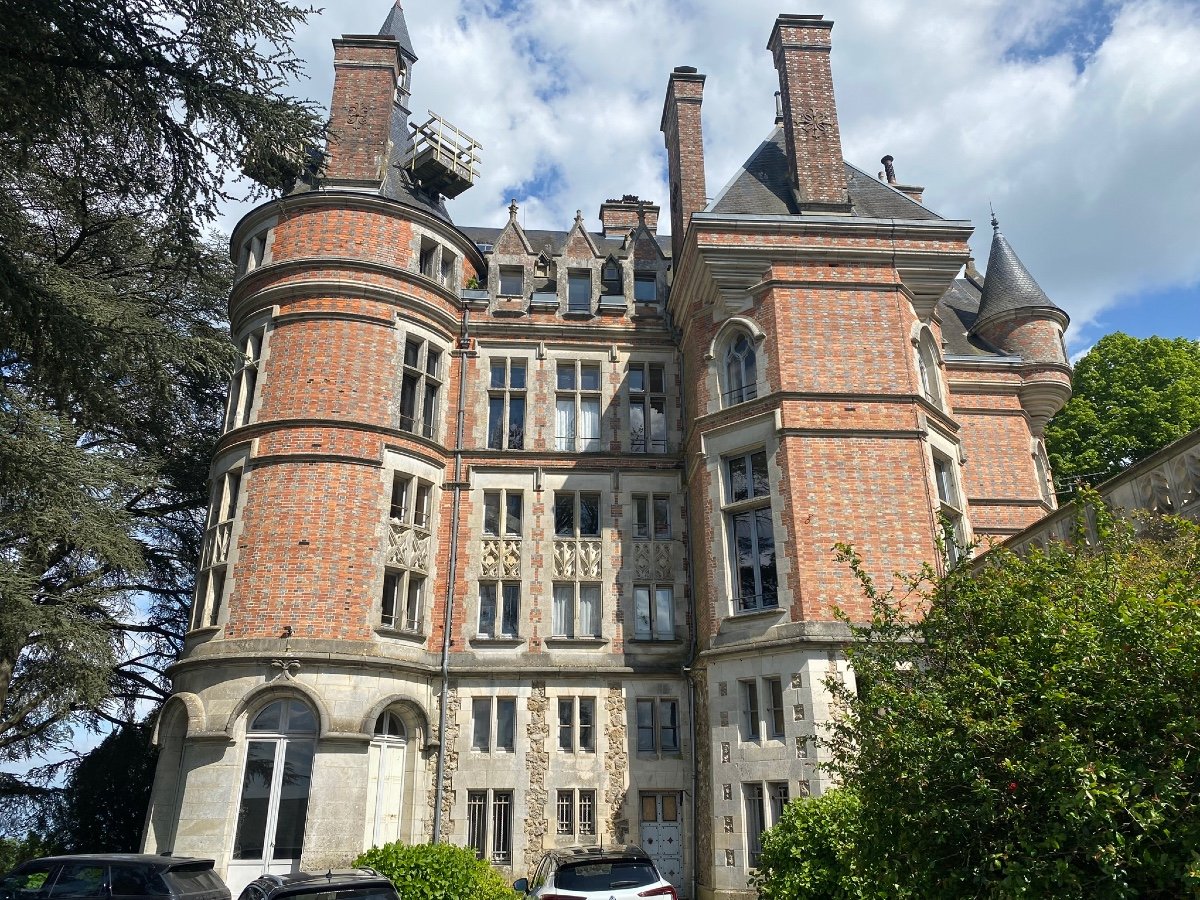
661;70;707;262
326;38;401;184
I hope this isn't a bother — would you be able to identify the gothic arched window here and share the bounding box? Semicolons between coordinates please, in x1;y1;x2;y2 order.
723;333;758;406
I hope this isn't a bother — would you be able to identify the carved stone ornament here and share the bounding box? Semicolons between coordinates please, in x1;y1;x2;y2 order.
270;657;301;680
797;106;833;140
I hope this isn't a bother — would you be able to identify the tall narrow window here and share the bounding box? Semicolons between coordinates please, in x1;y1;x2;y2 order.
399;336;443;439
479;489;522;638
764;676;785;739
629;363;667;453
552;491;602;638
487;359;526;449
195;468;242;629
634;272;658;306
225;328;265;431
917;332;943;409
383;472;434;633
552;583;601;638
744;784;767;867
232;700;317;869
933;452;966;567
724;450;778;613
239;229;269;274
723;333;758;406
556;697;595;752
555;361;602;451
567;269;592;313
633;585;674;641
741;680;761;742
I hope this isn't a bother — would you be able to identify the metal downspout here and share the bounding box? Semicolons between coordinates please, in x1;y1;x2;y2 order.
683;491;700;900
433;308;470;842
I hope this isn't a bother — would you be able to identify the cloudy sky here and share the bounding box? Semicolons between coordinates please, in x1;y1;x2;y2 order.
228;0;1200;354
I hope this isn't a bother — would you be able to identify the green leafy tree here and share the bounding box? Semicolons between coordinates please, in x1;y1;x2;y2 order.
817;498;1200;899
1045;333;1200;491
750;788;876;900
0;0;323;818
354;842;518;900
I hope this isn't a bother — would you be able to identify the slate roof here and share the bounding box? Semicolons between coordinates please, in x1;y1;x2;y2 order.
973;217;1065;327
937;278;1006;358
459;226;672;258
708;127;940;221
379;1;417;61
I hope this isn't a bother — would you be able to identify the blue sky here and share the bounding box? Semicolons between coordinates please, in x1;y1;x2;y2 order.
222;0;1200;357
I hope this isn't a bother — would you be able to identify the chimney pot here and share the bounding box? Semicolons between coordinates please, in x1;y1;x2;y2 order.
881;154;897;184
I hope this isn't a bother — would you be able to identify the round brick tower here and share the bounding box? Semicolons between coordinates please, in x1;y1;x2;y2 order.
143;5;485;888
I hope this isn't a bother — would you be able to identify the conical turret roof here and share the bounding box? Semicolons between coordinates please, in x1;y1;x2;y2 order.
974;214;1064;329
379;1;417;61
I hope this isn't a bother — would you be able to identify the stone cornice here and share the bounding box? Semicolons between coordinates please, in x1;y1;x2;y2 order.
215;417;449;468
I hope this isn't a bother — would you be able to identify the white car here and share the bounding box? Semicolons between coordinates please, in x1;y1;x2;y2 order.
513;846;677;900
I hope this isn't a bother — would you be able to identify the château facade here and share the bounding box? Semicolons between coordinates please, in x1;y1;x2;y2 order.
142;6;1073;899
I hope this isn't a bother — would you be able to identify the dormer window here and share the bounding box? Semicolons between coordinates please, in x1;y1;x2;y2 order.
567;270;592;314
535;253;551;278
498;266;523;297
723;333;758;406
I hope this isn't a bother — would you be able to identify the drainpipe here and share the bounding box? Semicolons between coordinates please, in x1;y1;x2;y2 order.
433;308;471;843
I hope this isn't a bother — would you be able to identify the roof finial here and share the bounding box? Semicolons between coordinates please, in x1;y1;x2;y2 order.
575;209;584;226
508;198;518;222
989;203;999;232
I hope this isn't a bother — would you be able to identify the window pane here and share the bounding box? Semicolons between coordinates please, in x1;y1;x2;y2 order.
405;577;423;630
633;495;649;539
553;584;573;636
554;494;574;537
743;682;760;741
487;397;505;449
649;397;667;451
390;474;410;521
490;361;506;389
478;585;497;637
272;740;314;859
727;456;749;503
422;383;438;434
634;274;656;303
426;348;442;378
403;339;421;369
751;451;770;497
558;699;574;751
500;267;523;296
501;584;520;637
472;699;491;750
768;678;785;737
250;701;283;733
579;399;601;451
641;795;658;822
580;364;601;392
483;492;500;536
653;496;671;539
634;586;652;639
636;699;655;751
649;364;665;394
654;587;674;639
398;374;418;431
557;363;576;390
579;493;600;536
630;402;646;453
507;396;525;449
662;793;678;821
414;483;431;528
497;699;515;751
510;361;527;390
629;365;645;393
733;512;758;602
756;508;778;607
579;699;594;751
568;272;590;311
555;399;575;451
579;585;600;637
660;700;679;751
505;493;522;535
233;741;275;859
286;700;316;733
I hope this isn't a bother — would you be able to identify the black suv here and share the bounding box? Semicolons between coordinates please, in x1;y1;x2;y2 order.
235;871;398;900
0;855;229;900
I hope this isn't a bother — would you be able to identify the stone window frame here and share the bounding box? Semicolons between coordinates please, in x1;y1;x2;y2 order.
555;695;596;753
913;325;946;411
707;316;768;413
555;788;597;838
466;789;513;864
632;584;675;641
740;675;786;743
192;453;248;632
627;360;669;453
634;696;680;754
472;471;533;648
224;318;270;433
378;452;443;641
416;232;458;291
928;439;969;570
486;356;528;450
397;324;447;441
743;780;789;867
554;357;605;452
236;222;275;276
470;696;516;753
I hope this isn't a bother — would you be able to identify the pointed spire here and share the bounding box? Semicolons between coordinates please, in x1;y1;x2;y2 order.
508;199;519;223
379;1;417;62
973;213;1063;329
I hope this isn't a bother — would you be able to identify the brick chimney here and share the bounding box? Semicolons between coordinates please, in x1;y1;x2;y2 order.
661;66;707;261
599;195;660;237
767;15;851;213
325;35;403;186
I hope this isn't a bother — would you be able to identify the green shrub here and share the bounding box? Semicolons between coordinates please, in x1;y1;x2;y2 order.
354;841;518;900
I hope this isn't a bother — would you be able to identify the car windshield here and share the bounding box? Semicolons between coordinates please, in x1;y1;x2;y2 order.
555;861;658;891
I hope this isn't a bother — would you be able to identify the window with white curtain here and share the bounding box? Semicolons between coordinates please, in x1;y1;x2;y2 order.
555;360;602;451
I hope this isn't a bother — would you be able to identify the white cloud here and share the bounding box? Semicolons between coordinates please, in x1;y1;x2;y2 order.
222;0;1200;343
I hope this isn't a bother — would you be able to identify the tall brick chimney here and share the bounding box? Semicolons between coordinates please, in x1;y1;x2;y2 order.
661;66;707;261
325;35;404;186
767;15;851;213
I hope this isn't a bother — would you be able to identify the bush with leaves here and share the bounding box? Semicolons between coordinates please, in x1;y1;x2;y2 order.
750;787;876;900
820;495;1200;899
354;842;517;900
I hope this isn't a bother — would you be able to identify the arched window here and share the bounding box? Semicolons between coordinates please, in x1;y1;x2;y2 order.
366;709;411;848
231;699;317;879
917;332;943;409
723;333;758;406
